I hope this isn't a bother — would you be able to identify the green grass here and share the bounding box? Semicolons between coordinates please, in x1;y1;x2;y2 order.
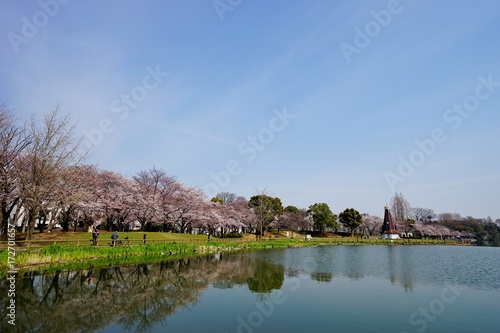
4;230;209;247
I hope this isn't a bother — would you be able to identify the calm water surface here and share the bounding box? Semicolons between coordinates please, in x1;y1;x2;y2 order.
1;245;499;333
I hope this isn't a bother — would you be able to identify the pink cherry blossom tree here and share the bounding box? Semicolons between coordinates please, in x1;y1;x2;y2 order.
53;164;99;232
361;214;383;236
93;169;135;231
132;167;178;230
169;186;206;233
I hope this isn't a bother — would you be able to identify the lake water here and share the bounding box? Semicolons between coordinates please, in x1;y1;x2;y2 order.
2;245;499;333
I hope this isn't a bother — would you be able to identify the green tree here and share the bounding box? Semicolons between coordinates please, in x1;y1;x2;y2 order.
307;203;338;236
482;221;500;247
247;260;285;293
211;196;223;205
339;208;363;236
284;205;299;214
249;193;283;237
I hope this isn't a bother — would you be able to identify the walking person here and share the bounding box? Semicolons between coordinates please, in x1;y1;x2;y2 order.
111;231;118;246
92;228;99;247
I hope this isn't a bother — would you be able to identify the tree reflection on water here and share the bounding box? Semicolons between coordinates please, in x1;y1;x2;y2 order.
0;253;285;333
0;245;427;332
247;260;285;294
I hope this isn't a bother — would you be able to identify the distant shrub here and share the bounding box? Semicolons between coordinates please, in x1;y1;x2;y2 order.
220;232;243;238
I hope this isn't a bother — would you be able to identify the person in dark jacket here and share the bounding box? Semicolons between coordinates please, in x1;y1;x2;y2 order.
92;228;99;246
111;231;118;246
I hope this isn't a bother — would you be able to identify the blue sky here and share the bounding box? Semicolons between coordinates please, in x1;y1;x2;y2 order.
1;0;499;219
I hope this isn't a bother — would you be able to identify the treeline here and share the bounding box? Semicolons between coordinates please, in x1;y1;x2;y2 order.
381;193;500;246
1;105;499;245
0;105;312;240
0;105;369;241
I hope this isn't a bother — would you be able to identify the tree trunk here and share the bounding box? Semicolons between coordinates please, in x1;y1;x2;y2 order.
21;216;27;233
46;209;59;232
1;198;20;236
1;206;8;237
26;207;40;240
62;207;72;232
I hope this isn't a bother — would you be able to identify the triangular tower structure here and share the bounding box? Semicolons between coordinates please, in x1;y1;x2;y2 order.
381;204;400;239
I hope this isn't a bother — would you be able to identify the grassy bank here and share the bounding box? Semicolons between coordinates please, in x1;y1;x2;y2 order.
0;238;306;277
0;231;468;277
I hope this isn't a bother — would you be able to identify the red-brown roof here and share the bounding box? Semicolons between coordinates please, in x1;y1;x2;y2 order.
382;206;398;234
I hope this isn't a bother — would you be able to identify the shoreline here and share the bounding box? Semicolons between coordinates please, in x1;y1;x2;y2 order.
0;237;470;277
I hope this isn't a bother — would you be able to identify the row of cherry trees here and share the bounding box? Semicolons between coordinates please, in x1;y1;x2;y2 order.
0;106;266;239
0;105;323;239
1;105;318;239
16;165;270;235
5;160;266;239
